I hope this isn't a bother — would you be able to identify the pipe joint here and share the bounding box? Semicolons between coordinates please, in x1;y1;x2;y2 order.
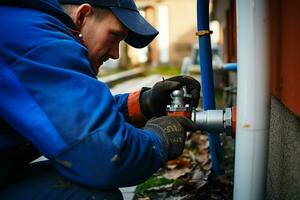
166;87;236;137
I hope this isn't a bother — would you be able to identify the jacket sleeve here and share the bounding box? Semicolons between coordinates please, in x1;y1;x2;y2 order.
112;94;131;122
1;38;166;189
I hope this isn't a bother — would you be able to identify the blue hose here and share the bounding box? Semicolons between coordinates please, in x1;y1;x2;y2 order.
223;63;238;71
197;0;224;176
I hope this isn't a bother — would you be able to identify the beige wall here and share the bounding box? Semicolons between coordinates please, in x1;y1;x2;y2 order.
164;0;198;65
136;0;198;66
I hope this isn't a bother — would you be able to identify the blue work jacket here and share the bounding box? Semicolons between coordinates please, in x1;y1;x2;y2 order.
0;0;164;188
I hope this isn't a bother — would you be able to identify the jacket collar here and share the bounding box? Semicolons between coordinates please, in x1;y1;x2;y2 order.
0;0;77;30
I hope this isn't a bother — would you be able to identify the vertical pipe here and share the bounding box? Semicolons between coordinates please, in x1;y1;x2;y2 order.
234;0;270;199
197;0;224;175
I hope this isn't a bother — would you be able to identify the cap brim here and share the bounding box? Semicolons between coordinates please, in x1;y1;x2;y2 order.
110;7;159;48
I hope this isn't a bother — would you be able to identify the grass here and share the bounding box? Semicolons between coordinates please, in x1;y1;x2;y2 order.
142;65;181;77
134;176;174;199
99;64;181;77
98;67;125;77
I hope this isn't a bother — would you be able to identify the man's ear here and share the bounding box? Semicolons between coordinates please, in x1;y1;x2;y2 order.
74;3;93;30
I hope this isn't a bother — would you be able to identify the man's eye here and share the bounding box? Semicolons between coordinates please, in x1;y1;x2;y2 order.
110;33;119;42
115;33;121;38
111;32;124;41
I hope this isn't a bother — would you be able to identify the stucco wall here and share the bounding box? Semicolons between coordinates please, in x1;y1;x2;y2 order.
266;97;300;200
137;0;198;66
164;0;197;65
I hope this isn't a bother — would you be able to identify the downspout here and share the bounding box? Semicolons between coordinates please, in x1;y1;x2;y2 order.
197;0;224;175
234;0;270;199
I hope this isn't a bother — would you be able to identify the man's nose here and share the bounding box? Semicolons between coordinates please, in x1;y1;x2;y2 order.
109;44;119;59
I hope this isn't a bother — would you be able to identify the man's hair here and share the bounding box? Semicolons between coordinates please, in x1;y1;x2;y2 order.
61;4;110;21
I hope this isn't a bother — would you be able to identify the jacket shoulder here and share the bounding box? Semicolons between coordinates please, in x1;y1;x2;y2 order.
0;6;78;65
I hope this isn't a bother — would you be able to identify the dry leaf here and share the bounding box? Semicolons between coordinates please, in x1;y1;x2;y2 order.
166;158;191;169
138;197;150;200
163;168;191;180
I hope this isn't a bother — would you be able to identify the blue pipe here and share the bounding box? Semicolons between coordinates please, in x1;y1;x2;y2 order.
197;0;224;176
223;63;238;71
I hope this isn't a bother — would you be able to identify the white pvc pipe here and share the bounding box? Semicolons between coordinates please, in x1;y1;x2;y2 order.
233;0;270;199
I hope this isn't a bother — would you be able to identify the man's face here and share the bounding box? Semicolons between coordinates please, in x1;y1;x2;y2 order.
81;10;128;74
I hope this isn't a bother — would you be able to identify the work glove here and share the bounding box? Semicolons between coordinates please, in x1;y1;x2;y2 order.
144;116;195;161
140;76;201;119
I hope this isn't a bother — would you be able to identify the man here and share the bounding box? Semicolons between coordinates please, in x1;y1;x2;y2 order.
0;0;200;199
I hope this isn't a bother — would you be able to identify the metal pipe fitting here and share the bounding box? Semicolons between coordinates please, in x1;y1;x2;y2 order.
166;87;235;136
192;109;224;133
192;108;234;136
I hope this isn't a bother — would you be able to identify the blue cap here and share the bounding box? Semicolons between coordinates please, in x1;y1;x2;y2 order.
59;0;159;48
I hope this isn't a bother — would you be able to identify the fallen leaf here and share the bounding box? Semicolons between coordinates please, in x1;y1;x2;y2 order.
163;168;191;180
137;197;150;200
166;158;191;169
195;152;210;165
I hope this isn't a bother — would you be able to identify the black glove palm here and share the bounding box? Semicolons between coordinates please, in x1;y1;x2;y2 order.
140;76;201;118
144;116;195;161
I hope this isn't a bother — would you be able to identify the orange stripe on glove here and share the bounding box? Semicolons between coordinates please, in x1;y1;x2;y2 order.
128;90;147;127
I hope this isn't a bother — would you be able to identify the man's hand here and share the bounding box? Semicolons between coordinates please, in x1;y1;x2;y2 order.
140;76;201;119
144;116;195;161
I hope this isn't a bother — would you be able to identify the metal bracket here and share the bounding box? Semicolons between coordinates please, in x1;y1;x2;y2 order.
196;30;213;37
